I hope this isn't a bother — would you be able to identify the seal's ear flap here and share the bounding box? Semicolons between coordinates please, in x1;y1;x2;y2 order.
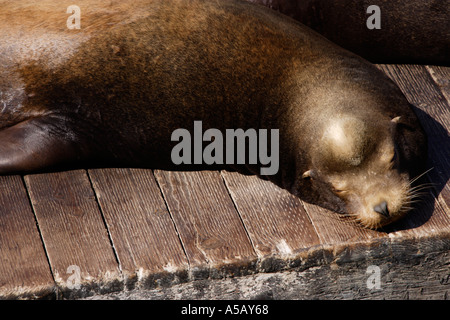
391;116;401;124
302;170;312;179
391;115;417;132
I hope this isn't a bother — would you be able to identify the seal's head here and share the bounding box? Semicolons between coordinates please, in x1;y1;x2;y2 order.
302;113;427;229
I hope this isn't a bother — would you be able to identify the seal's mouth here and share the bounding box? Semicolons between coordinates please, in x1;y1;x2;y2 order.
340;201;406;230
339;169;434;229
353;204;407;230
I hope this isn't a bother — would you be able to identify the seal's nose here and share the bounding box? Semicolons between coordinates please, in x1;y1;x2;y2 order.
374;201;389;217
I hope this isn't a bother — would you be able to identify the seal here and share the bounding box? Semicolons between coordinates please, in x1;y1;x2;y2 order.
0;0;427;229
247;0;450;65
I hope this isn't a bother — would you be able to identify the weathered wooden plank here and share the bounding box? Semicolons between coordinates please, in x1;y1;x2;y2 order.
221;171;321;265
24;170;122;298
88;168;189;289
302;203;387;245
84;238;450;300
154;170;257;278
426;65;450;103
0;175;55;299
378;64;450;238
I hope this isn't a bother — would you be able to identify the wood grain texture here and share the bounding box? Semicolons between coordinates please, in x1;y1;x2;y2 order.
88;168;189;289
85;239;450;300
24;170;121;298
221;171;320;259
424;65;450;214
0;175;54;299
154;170;257;278
301;203;386;245
427;65;450;103
378;64;450;238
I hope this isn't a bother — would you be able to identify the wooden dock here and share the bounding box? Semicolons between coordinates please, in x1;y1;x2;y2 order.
0;64;449;300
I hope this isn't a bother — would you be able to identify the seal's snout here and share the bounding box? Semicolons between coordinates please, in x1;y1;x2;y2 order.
373;201;389;217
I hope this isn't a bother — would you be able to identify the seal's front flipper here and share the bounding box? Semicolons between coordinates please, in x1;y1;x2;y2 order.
0;116;82;174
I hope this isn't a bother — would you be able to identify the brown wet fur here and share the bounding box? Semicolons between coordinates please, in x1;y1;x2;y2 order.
247;0;450;65
0;0;427;228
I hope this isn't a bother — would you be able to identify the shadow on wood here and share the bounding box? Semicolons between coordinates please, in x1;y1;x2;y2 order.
382;105;450;233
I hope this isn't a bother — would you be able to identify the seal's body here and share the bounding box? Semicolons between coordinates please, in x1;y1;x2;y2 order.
248;0;450;65
0;0;427;228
